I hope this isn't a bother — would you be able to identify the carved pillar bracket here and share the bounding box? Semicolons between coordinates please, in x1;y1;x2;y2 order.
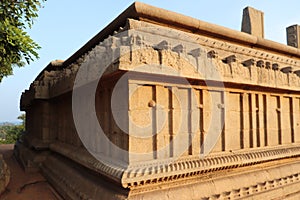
172;44;185;54
265;62;271;69
242;59;255;67
280;66;293;74
188;48;203;72
207;50;218;59
153;40;170;51
256;60;265;68
294;70;300;77
188;48;202;58
222;55;237;64
272;63;279;70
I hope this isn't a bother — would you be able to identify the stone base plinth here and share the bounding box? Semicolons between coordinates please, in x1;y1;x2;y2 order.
14;141;49;173
19;144;300;200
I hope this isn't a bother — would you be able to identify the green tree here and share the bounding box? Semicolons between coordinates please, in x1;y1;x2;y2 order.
0;0;46;82
0;114;25;144
17;113;25;126
3;125;23;144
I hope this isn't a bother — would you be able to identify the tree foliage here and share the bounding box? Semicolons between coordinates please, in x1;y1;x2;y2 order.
0;0;46;82
0;114;25;144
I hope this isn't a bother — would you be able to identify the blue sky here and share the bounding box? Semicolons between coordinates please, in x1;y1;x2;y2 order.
0;1;300;122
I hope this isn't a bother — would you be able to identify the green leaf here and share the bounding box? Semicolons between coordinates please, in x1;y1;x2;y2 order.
0;0;46;82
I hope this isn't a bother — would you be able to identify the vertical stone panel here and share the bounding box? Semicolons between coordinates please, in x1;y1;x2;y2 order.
68;94;77;146
263;94;268;147
70;96;79;146
115;79;130;164
110;80;129;163
175;87;189;157
128;84;155;162
57;102;65;143
206;90;224;153
226;92;241;151
168;87;174;158
281;97;292;144
103;89;111;157
172;87;182;157
152;86;158;159
268;96;280;146
202;89;211;153
41;102;50;142
156;85;170;159
290;97;295;143
96;88;106;155
278;96;283;145
48;102;57;143
254;94;260;147
249;93;257;148
198;89;204;155
110;79;129;163
243;93;250;149
191;88;201;156
107;88;114;158
109;87;120;160
83;90;92;151
33;102;43;141
258;94;266;147
294;98;300;143
187;89;193;155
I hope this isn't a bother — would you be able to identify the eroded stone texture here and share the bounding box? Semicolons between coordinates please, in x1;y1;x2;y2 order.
287;25;300;48
242;6;264;38
0;154;10;195
14;2;300;200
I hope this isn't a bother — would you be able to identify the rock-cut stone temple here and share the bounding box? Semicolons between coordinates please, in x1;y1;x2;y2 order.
15;2;300;199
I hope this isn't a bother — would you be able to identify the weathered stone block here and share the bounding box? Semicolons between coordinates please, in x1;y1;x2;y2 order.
242;6;264;38
287;25;300;48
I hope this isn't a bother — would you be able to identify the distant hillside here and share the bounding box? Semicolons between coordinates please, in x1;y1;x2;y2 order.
0;122;21;126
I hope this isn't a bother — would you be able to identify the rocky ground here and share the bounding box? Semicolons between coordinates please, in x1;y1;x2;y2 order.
0;153;9;195
0;144;60;200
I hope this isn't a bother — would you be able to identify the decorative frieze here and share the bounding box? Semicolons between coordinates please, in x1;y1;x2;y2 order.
22;20;300;109
49;140;300;190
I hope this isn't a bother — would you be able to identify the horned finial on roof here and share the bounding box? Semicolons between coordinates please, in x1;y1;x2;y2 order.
287;25;300;48
241;7;265;38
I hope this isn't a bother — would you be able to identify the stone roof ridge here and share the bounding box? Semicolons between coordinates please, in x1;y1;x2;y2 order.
37;2;300;80
70;2;300;66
